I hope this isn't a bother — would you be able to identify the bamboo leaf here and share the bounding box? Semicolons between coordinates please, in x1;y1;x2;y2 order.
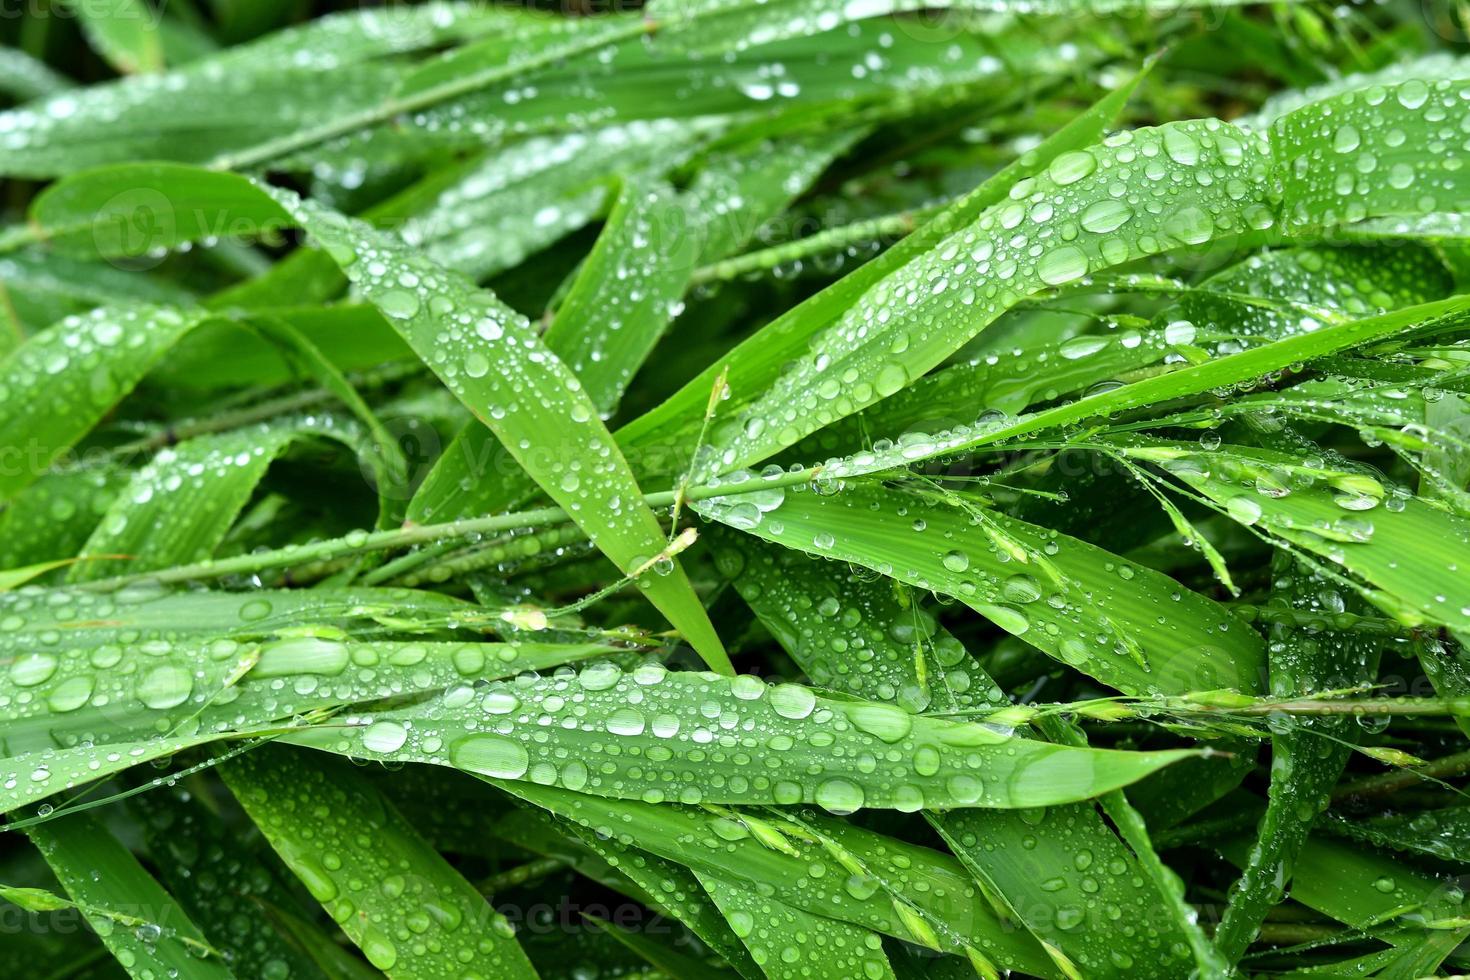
222;745;539;978
616;64;1151;481
128;784;332;980
1213;557;1381;962
26;811;235;980
0;305;206;503
264;186;733;673
67;417;377;582
716;528;1203;978
1119;437;1470;633
287;664;1193;809
697;870;897;979
63;0;165;75
499;781;1059;975
0;585;615;756
696;480;1264;695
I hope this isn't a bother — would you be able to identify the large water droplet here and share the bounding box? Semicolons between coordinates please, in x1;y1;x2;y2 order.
450;733;529;778
1037;246;1088;286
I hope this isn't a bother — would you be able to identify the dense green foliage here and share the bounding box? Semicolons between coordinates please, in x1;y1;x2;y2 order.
1;1;1470;977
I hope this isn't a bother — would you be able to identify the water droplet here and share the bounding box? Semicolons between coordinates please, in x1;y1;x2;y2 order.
847;703;913;743
1001;574;1042;604
137;664;192;709
1080;199;1133;234
362;721;408;754
769;684;816;720
815;778;864;815
9;653;57;687
1037;246;1089;286
975;604;1030;636
1226;496;1263;525
1048;150;1096;185
378;290;420;319
450;733;529;778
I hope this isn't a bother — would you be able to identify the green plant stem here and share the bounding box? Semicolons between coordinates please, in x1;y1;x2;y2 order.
477;858;566;896
77;465;821;591
105;362;420;459
1332;747;1470;801
688;207;934;286
208;21;653;171
1154;811;1263;851
1250;923;1346;945
392;524;592;588
1226;697;1470;717
1227;603;1405;636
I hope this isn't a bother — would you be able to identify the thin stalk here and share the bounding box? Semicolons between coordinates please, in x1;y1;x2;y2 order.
477;858;566;896
1226;697;1470;717
1332;747;1470;801
688;207;934;286
392;525;592;589
954;694;1470;718
103;362;420;460
1227;603;1405;637
208;21;652;171
1048;718;1228;978
78;465;821;591
1153;811;1263;851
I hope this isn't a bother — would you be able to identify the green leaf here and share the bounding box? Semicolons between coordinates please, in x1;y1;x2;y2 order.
1120;436;1470;633
585;913;739;980
694;116;1275;477
287;664;1192;809
710;528;1002;711
0;584;615;756
544;177;701;416
0;4;524;177
499;781;1060;976
524;808;761;977
1213;557;1381;963
28;163;730;672
1330;805;1470;865
814;296;1470;482
0;47;74;102
696;480;1264;695
63;0;165;74
263;185;733;673
66;417;377;582
222;745;538;978
616;64;1150;481
697;870;897;979
715;529;1203;978
26;811;234;979
128;784;331;980
0;305;206;503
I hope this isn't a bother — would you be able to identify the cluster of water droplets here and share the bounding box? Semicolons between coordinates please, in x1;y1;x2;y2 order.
266;187;663;556
1154;244;1451;342
698;474;1257;695
230;752;524;977
1149;444;1395;545
407;18;1017;156
131;785;316;980
1273;78;1470;232
305;659;1070;813
402;121;696;281
702;117;1273;476
713;534;1001;711
534;790;1032;968
0;584;502;798
0;305;189;470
